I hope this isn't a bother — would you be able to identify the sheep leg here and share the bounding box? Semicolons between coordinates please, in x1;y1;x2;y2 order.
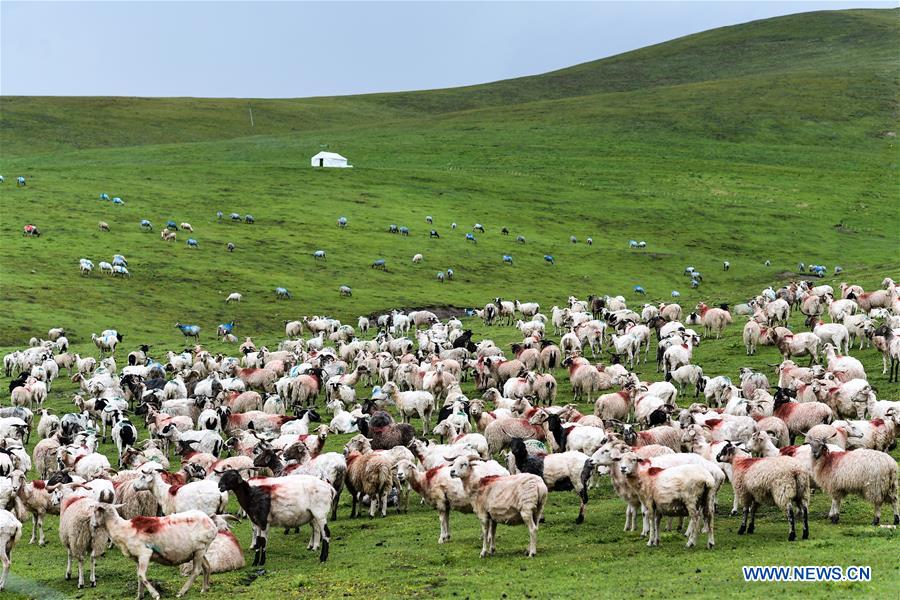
624;504;633;531
201;558;211;592
65;550;72;580
731;492;739;517
489;519;498;555
381;491;389;518
76;556;85;588
0;547;9;591
137;554;160;600
650;510;662;547
872;501;882;526
829;495;843;524
747;502;758;534
438;509;450;543
787;505;797;541
685;510;699;548
738;505;749;534
177;550;205;598
478;517;490;558
640;504;649;537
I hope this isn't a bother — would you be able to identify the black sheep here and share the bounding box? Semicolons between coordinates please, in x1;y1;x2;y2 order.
509;438;544;477
368;411;416;450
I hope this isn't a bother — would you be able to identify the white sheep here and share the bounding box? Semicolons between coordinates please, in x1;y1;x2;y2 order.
448;454;548;557
807;437;899;526
225;292;242;303
0;509;22;591
91;504;217;600
379;382;434;434
132;466;227;516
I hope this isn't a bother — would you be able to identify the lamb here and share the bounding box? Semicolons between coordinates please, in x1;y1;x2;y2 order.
696;303;732;339
667;364;704;397
0;509;21;591
218;469;333;565
806;437;898;525
614;450;716;549
508;439;592;523
326;399;358;434
432;420;490;459
132;466;227;516
90;504;217;600
448;454;548;557
342;436;394;518
716;442;810;541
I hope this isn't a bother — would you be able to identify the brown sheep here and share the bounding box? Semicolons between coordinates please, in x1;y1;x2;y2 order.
342;435;393;518
366;411;416;450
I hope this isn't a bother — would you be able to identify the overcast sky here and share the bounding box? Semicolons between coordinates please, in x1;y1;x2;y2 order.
1;1;895;97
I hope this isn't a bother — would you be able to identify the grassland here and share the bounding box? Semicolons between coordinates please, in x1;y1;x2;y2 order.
0;7;898;599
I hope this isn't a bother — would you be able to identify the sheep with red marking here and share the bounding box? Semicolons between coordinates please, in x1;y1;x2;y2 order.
838;416;898;451
806;437;899;525
395;457;508;543
716;441;810;541
562;355;608;402
432;420;490;459
366;410;416;450
178;519;245;576
696;303;732;339
132;465;226;516
822;343;866;382
52;486;111;589
594;383;639;421
218;469;334;565
448;454;548;557
484;408;552;454
621;423;681;452
90;503;218;600
237;367;278;393
822;378;873;420
772;390;833;443
613;449;716;549
342;435;394;518
589;441;674;533
16;479;57;546
847;288;893;312
770;329;820;364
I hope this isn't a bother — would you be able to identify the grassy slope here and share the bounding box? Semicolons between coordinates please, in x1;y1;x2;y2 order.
0;7;899;599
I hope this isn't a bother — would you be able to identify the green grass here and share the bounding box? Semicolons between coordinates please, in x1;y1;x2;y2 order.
0;7;899;599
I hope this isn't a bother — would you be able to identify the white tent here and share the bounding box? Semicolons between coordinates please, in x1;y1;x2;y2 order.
311;151;351;168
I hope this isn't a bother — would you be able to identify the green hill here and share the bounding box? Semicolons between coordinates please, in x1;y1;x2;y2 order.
2;8;897;154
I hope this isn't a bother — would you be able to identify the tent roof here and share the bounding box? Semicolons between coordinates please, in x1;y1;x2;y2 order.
311;151;347;160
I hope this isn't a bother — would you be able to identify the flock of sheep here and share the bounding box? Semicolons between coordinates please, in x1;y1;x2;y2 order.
1;273;899;597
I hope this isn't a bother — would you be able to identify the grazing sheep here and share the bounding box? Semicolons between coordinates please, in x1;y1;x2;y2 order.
225;292;242;304
716;442;809;541
807;437;898;525
339;285;352;297
448;454;548;557
412;253;423;263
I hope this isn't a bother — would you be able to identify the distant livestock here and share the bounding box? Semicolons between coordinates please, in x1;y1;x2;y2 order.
314;250;326;260
633;286;646;295
723;261;730;271
517;235;525;244
180;222;194;232
426;216;433;224
167;221;178;230
339;285;352;297
399;226;409;236
465;233;476;243
98;221;110;232
245;215;254;224
473;224;485;233
16;176;25;186
175;323;201;340
230;213;241;222
275;287;293;300
446;269;454;280
22;224;41;237
503;255;513;265
437;272;445;283
99;193;109;200
570;236;577;244
112;265;130;278
187;238;199;248
79;259;94;275
112;197;123;204
140;220;153;231
372;259;386;270
430;230;440;238
544;255;555;265
226;242;235;252
338;216;348;228
587;237;593;245
412;254;423;264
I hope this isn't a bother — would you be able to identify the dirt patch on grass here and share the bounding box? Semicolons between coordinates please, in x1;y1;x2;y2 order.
367;305;470;320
